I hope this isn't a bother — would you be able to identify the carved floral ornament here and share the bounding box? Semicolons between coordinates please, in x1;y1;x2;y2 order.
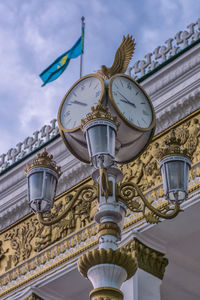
78;247;137;279
0;111;200;291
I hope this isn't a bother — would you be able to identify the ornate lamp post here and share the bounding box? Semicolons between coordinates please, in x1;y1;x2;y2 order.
25;107;192;300
79;105;137;300
25;36;193;299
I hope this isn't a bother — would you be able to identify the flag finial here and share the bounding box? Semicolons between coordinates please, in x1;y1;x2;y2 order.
81;16;85;25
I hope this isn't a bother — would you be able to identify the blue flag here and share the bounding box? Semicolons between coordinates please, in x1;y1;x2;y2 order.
40;36;83;86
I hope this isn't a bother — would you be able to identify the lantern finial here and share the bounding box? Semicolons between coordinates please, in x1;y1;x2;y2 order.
25;148;62;177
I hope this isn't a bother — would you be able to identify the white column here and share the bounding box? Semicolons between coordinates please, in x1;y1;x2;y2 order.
119;231;168;300
122;268;161;300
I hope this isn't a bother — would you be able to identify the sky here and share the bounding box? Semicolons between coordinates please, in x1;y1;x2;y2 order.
0;0;199;155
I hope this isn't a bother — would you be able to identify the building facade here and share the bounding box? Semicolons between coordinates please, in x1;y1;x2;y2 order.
0;19;200;300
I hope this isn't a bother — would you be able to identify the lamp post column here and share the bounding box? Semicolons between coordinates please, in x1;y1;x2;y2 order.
78;169;137;300
78;106;137;300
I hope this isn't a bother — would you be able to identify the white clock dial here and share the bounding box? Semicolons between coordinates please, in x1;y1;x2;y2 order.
110;75;153;129
60;75;104;130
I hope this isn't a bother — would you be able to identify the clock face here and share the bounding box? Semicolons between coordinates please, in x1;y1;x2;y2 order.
59;74;105;131
109;75;154;129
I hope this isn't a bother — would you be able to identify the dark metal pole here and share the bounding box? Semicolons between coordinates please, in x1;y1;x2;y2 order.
80;16;85;78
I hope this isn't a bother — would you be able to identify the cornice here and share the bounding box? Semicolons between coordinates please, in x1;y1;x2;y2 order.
0;194;30;231
57;160;93;196
155;88;200;134
129;18;200;80
140;43;200;134
6;286;64;300
142;43;200;96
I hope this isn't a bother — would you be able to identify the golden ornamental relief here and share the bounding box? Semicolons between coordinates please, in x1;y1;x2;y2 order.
3;218;38;266
90;287;124;300
120;116;200;191
25;293;44;300
0;111;200;279
34;182;97;251
0;240;8;266
120;141;162;190
78;248;137;279
0;178;98;276
122;238;168;280
34;195;76;252
0;223;99;297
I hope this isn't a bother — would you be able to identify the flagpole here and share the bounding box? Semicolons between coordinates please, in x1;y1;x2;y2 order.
80;16;85;78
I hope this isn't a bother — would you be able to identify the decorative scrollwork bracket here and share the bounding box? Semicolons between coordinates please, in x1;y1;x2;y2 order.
38;184;98;226
117;181;181;224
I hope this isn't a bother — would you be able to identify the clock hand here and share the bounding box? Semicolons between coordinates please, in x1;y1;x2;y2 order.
120;98;137;108
118;92;136;108
71;100;88;106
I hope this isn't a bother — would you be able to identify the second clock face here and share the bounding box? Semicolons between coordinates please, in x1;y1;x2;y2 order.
59;74;105;131
109;75;153;129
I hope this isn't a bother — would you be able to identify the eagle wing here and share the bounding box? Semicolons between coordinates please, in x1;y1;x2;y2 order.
106;35;136;77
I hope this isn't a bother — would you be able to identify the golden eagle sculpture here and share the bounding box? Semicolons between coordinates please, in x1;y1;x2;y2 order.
97;35;136;79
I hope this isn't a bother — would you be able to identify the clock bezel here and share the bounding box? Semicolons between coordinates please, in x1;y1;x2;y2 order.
58;73;106;133
108;74;156;132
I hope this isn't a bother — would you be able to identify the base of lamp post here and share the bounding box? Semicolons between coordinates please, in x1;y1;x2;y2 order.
90;287;124;300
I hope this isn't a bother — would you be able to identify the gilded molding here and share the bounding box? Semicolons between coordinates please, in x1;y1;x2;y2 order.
122;238;168;280
90;287;123;300
154;127;195;161
0;231;98;297
78;248;137;280
0;240;8;260
0;177;98;267
98;222;121;239
25;148;61;176
81;104;119;129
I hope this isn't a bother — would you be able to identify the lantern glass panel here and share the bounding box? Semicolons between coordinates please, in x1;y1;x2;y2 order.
27;167;58;213
88;125;108;156
109;126;116;157
167;160;185;190
84;120;117;169
45;172;57;200
160;156;191;204
29;172;43;201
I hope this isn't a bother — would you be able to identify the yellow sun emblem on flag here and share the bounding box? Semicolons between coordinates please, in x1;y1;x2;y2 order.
57;55;68;69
